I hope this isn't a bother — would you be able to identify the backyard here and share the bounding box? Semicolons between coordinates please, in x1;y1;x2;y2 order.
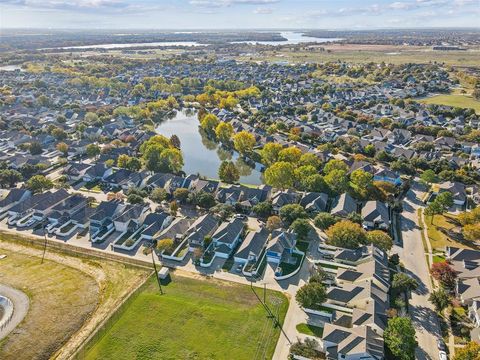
84;274;289;360
0;233;150;360
424;213;479;251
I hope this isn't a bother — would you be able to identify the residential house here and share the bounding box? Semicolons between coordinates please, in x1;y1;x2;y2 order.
212;218;245;258
362;201;390;230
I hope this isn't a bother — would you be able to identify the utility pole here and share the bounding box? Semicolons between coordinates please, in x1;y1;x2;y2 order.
41;222;48;264
250;280;291;345
151;245;163;295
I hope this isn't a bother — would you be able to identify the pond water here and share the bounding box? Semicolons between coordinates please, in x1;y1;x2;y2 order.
155;110;263;185
0;65;23;72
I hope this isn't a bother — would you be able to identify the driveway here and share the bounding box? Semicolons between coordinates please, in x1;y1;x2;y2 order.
394;186;441;360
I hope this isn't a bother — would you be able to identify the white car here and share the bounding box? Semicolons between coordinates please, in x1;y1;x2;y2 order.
439;350;448;360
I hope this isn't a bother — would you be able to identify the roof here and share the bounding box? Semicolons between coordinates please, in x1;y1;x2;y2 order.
361;201;389;224
212;218;244;245
267;230;297;254
331;193;357;217
235;227;269;260
186;213;218;245
0;189;30;208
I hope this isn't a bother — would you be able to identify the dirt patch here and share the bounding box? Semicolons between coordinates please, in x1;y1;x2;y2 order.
0;236;150;360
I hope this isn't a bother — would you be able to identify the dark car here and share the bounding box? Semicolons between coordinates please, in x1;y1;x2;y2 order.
437;339;446;351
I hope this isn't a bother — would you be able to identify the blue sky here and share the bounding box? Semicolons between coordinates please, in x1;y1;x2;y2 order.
1;0;479;29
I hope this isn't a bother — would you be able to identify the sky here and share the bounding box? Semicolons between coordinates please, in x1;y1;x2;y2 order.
1;0;480;29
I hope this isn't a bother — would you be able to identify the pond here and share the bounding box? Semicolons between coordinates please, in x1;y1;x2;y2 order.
155;110;263;185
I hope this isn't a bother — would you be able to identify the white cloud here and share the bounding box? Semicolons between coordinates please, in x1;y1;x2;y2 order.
253;7;273;14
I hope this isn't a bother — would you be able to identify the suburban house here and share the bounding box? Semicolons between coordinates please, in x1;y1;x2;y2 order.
186;213;219;249
0;188;31;217
299;192;329;213
361;201;390;230
234;227;269;264
82;163;113;183
112;204;150;233
140;212;173;240
330;193;357;218
266;230;297;263
212;218;245;258
437;181;467;207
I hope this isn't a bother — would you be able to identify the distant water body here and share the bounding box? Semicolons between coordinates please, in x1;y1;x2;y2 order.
57;31;341;50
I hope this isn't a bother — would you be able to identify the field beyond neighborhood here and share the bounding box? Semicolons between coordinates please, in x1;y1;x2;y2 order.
84;274;289;360
419;93;480;114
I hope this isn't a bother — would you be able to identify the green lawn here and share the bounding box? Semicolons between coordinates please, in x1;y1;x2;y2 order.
296;323;324;338
425;213;478;251
419;94;480;114
85;275;289;360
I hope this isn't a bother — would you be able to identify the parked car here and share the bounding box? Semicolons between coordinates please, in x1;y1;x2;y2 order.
437;339;446;351
439;350;447;360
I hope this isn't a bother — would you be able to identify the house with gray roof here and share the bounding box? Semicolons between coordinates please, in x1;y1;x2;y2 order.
212;218;245;258
361;201;390;230
234;227;269;264
330;193;357;218
186;213;219;249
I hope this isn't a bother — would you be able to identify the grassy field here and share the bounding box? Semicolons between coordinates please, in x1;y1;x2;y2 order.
0;234;150;360
418;94;480;114
296;323;324;338
425;213;479;251
85;274;289;360
237;48;480;67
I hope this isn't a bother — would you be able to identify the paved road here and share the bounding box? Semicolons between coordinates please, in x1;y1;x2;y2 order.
394;187;440;360
0;283;29;340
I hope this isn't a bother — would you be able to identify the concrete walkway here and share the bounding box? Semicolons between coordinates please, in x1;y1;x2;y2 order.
0;283;29;340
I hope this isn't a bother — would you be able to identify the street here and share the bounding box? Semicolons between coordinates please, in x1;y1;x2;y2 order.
394;185;441;360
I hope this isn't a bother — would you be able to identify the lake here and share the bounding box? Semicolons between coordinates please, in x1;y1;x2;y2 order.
56;31;341;50
0;65;23;72
155;110;263;185
233;31;342;45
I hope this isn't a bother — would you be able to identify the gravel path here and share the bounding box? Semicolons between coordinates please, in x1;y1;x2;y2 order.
0;284;29;340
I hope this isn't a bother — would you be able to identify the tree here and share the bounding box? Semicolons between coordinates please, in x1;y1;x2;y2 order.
366;230;393;251
453;341;480;360
233;131;256;156
350;169;373;196
436;191;454;212
173;188;190;203
463;223;480;242
384;317;417;360
200;113;220;135
264;161;295;189
260;143;283;166
424;201;443;224
279;204;308;226
392;273;419;293
150;188;168;203
196;191;216;209
160;148;184;173
86;144;100;159
420;169;437;189
289;339;323;359
295;282;327;309
299;153;321;169
252;201;273;218
314;212;338;230
215;122;234;144
29;141;43;155
127;193;144;204
141;135;184;173
170;200;178;216
323;159;348;174
299;174;328;193
430;261;457;289
156;238;174;253
170;134;181;149
56;142;69;156
266;215;282;231
26;175;53;193
290;218;311;239
0;169;22;188
326;220;368;249
278;146;302;163
429;287;450;312
218;161;239;183
324;169;349;194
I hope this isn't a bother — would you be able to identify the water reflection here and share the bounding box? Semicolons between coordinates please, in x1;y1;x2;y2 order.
155;109;263;185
